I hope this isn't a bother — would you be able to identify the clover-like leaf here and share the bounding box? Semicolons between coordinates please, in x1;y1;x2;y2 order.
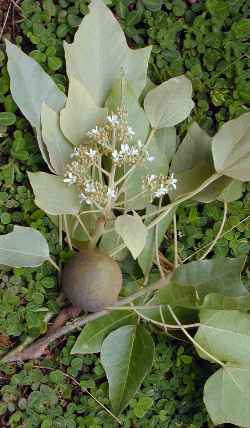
41;103;72;175
64;0;151;106
71;311;137;355
6;40;66;128
101;325;154;415
212;112;250;181
115;213;147;259
0;226;49;267
28;172;80;215
60;77;107;146
144;75;194;129
204;366;250;427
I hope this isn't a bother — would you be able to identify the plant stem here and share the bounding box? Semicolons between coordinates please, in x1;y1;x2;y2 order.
48;257;60;272
89;214;106;248
173;214;178;268
75;214;91;240
200;202;228;260
63;214;73;251
1;274;172;362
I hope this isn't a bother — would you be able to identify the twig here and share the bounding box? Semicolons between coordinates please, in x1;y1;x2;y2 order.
48;257;60;272
63;214;73;251
173;214;178;268
200;202;228;260
0;2;12;41
1;275;172;363
75;214;91;240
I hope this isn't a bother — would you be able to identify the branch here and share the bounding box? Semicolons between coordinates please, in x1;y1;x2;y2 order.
1;274;172;363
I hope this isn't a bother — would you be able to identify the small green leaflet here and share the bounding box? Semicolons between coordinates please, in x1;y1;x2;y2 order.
28;172;80;215
71;311;137;355
115;213;147;259
64;0;151;106
0;226;49;267
6;40;66;128
212;112;250;181
172;257;248;299
101;325;154;415
144;75;194;129
204;366;250;427
60;77;107;145
41;103;72;175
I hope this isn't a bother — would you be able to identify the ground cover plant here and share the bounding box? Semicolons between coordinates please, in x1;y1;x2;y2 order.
0;0;249;428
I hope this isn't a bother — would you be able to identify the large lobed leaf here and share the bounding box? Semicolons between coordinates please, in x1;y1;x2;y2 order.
64;0;151;106
212;112;250;181
172;257;248;299
0;226;49;268
28;172;80;215
6;40;66;128
144;75;194;129
101;325;154;415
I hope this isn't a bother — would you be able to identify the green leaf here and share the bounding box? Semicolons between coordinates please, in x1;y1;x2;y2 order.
64;0;151;106
202;293;250;312
71;311;137;355
204;366;250;427
217;179;243;202
115;213;147;259
0;112;16;126
195;310;250;365
101;325;154;415
36;127;56;174
172;257;248;299
41;103;73;175
144;75;194;129
212;112;250;181
28;172;80;215
139;283;198;325
0;226;49;267
138;205;174;277
170;122;212;174
193;175;233;203
60;77;107;146
6;40;66;128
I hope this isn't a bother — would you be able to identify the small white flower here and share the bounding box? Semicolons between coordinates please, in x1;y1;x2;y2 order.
63;172;76;185
127;126;135;136
169;173;178;189
107;114;119;125
85;182;96;193
107;187;117;200
137;140;143;148
120;143;130;154
87;126;99;137
147;174;157;183
153;185;169;198
86;148;97;159
112;150;120;162
145;151;155;162
130;147;139;156
70;148;80;158
79;193;92;205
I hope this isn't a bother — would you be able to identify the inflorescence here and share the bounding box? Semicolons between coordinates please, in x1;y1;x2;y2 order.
64;107;177;209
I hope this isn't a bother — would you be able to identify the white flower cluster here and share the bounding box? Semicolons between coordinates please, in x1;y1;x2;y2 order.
143;173;178;200
112;140;154;166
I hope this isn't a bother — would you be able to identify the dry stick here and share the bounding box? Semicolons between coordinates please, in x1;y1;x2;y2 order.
1;275;172;363
0;2;12;40
199;202;228;260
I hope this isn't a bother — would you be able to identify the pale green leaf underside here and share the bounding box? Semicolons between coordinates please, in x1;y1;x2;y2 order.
172;257;247;299
28;172;80;215
115;213;147;259
202;293;250;312
60;77;107;145
204;367;250;427
101;325;154;415
212;112;250;181
64;0;151;106
138;204;174;277
41;103;72;175
6;40;66;128
195;310;250;366
71;311;137;355
144;75;194;129
0;226;49;267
